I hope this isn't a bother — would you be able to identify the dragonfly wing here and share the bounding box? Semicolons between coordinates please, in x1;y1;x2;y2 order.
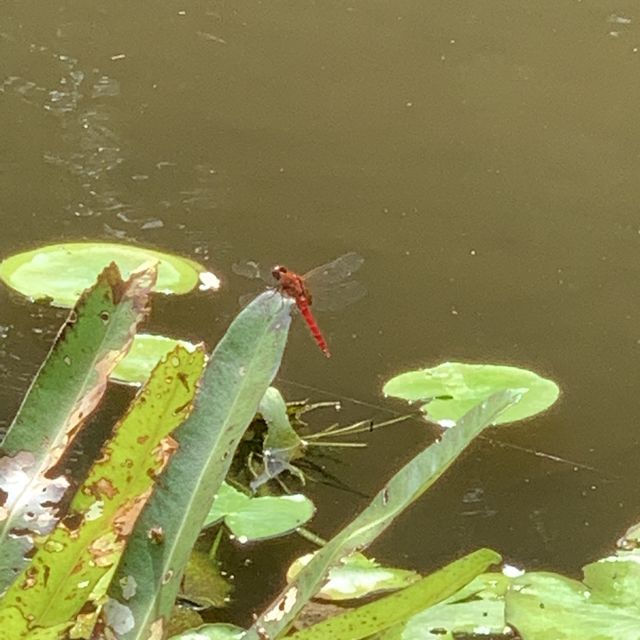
303;252;364;287
232;260;273;284
313;280;367;312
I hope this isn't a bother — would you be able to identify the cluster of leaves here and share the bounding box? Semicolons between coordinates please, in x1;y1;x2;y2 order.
0;242;635;640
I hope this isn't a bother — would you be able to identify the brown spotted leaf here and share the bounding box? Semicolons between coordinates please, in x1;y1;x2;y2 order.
0;263;156;593
0;344;206;639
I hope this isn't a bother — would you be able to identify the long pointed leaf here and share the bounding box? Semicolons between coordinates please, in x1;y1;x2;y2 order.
0;344;206;639
289;548;501;640
245;390;520;639
0;263;156;593
105;292;293;639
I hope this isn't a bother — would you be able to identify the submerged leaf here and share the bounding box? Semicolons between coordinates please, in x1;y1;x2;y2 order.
0;242;217;307
180;551;232;609
0;263;155;593
384;362;559;426
169;623;245;639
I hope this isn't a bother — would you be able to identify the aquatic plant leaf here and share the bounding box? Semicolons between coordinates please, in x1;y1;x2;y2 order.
384;362;559;426
105;292;292;640
259;387;303;451
204;482;314;541
180;550;232;609
376;572;511;639
0;242;219;307
288;549;501;639
0;345;205;639
169;623;245;639
111;333;200;386
582;549;640;608
287;552;419;601
505;571;640;639
0;263;155;593
245;390;520;639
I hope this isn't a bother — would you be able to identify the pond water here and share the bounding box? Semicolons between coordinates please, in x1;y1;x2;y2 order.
2;0;640;625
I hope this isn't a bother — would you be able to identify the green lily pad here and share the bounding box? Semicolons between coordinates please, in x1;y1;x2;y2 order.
204;482;315;542
287;552;420;601
111;334;201;386
383;362;559;426
505;571;640;639
169;623;245;640
0;242;220;307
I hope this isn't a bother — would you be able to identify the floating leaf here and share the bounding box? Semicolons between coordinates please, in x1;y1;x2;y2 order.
111;333;199;386
169;623;245;639
0;242;218;307
0;263;155;593
287;552;419;601
204;482;314;541
505;571;640;639
384;362;559;426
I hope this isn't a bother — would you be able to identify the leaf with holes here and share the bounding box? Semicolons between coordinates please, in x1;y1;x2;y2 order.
0;263;156;594
0;345;206;639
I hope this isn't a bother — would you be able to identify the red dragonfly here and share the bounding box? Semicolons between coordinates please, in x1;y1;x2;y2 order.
233;252;365;357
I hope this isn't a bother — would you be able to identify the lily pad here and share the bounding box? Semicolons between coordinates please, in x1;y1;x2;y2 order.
383;362;559;426
204;482;315;542
505;571;640;639
0;242;219;307
287;552;420;601
169;624;245;640
111;334;200;386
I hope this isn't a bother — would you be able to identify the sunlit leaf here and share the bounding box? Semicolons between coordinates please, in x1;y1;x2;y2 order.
0;263;155;593
111;333;199;386
0;242;219;307
0;345;206;638
505;571;640;639
169;623;245;639
106;292;292;640
376;573;511;639
245;391;520;639
287;552;419;601
288;549;501;639
384;362;559;426
204;482;315;541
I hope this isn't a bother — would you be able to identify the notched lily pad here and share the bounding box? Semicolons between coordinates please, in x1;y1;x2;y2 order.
0;242;220;307
383;362;559;426
204;482;315;542
111;334;200;386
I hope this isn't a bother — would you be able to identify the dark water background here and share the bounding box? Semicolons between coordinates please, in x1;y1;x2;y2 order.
2;0;640;623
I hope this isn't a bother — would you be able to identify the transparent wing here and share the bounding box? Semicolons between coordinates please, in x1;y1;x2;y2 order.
304;253;365;312
303;252;364;287
313;280;367;312
232;260;273;284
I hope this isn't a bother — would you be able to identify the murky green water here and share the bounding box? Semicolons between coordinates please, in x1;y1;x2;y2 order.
2;0;640;621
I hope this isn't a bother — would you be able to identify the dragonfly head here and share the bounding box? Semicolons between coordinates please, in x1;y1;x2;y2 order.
271;265;288;281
